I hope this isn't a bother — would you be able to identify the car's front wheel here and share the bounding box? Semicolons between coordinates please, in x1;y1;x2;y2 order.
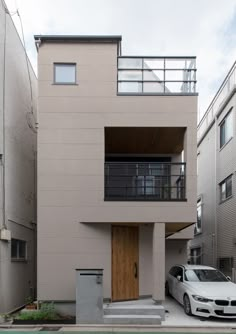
183;294;192;316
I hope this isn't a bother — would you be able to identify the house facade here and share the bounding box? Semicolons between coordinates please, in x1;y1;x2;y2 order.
190;61;236;278
36;35;197;312
0;0;37;313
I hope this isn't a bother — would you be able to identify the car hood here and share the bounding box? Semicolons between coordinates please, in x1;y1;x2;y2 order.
186;281;236;298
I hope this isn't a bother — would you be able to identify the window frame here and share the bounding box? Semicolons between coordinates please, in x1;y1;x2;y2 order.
219;109;233;149
11;238;27;262
219;175;233;203
190;247;202;265
53;63;77;85
194;197;202;235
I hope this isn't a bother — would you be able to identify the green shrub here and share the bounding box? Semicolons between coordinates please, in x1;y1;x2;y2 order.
17;302;60;321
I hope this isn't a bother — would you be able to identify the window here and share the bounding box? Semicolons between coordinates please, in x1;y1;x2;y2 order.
169;266;183;281
190;247;202;265
218;257;233;277
220;175;232;202
11;239;27;261
194;198;202;235
135;175;155;195
54;63;76;84
220;110;233;148
174;267;183;281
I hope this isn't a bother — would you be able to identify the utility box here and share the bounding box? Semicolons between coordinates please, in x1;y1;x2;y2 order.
0;228;11;241
76;269;104;324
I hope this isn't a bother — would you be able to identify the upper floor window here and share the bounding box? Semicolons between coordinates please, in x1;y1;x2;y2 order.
11;239;27;261
190;247;202;265
220;175;232;202
220;110;233;148
194;198;202;235
54;63;76;84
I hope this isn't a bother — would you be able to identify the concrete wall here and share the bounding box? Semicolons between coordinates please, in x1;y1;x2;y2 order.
38;222;188;302
37;40;197;301
0;0;37;313
166;239;188;276
139;225;153;296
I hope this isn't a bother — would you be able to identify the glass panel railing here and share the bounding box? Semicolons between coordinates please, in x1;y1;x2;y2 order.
118;56;197;95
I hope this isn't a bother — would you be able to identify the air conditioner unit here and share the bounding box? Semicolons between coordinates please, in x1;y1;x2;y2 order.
0;228;11;241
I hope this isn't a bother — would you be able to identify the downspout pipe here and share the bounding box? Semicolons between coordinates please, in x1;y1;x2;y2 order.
1;0;8;229
214;115;218;267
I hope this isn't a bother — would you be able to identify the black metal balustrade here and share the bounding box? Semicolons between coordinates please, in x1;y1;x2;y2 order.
105;162;186;201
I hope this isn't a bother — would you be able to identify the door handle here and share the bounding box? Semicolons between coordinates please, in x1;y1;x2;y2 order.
134;262;138;278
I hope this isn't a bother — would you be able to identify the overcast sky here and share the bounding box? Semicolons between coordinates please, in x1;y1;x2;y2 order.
5;0;236;119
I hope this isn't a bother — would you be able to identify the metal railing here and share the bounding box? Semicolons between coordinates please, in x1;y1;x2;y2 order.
105;162;186;201
117;56;197;95
198;61;236;142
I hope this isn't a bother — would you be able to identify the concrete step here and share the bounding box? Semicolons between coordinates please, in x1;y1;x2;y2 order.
103;314;162;325
104;304;165;319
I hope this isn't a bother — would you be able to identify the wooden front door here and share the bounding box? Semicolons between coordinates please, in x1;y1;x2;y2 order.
112;225;139;301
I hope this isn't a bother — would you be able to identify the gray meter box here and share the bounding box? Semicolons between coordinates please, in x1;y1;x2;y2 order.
76;269;104;324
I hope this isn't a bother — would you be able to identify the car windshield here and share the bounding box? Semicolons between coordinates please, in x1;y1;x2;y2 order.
185;269;228;282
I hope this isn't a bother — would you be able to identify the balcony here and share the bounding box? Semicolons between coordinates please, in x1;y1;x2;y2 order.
105;162;186;201
117;56;196;95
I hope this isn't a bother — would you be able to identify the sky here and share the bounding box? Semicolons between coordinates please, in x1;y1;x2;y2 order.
4;0;236;119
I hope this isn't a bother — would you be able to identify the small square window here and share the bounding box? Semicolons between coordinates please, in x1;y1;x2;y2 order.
54;63;76;84
11;239;27;261
220;175;232;202
220;110;233;148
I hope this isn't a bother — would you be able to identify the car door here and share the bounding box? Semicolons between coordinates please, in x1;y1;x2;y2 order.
168;266;178;298
172;266;184;303
175;267;186;304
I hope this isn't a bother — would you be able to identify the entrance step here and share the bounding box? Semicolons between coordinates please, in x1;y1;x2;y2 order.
104;304;165;319
103;314;161;325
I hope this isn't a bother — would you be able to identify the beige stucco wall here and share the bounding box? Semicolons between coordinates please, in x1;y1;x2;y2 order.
0;1;37;313
37;41;197;301
165;239;188;276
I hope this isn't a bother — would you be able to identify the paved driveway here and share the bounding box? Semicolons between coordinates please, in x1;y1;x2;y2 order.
163;296;236;328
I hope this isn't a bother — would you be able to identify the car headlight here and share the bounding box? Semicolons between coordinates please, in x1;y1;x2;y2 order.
192;295;213;303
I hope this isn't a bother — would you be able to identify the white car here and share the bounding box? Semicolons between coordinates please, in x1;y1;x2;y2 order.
166;264;236;318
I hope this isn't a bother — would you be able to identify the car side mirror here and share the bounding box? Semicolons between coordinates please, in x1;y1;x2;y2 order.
226;276;231;281
177;275;182;282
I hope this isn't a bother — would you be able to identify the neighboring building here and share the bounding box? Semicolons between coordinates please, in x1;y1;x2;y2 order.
190;61;236;278
36;35;197;313
0;0;37;313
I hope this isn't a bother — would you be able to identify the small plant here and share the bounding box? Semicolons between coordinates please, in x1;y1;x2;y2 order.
0;314;7;323
0;312;12;323
17;302;60;321
25;295;37;309
25;296;34;304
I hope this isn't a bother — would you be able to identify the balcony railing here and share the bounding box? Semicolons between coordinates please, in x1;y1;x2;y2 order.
117;56;197;95
105;162;186;201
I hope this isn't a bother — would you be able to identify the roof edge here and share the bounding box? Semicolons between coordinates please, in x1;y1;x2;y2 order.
34;35;122;43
